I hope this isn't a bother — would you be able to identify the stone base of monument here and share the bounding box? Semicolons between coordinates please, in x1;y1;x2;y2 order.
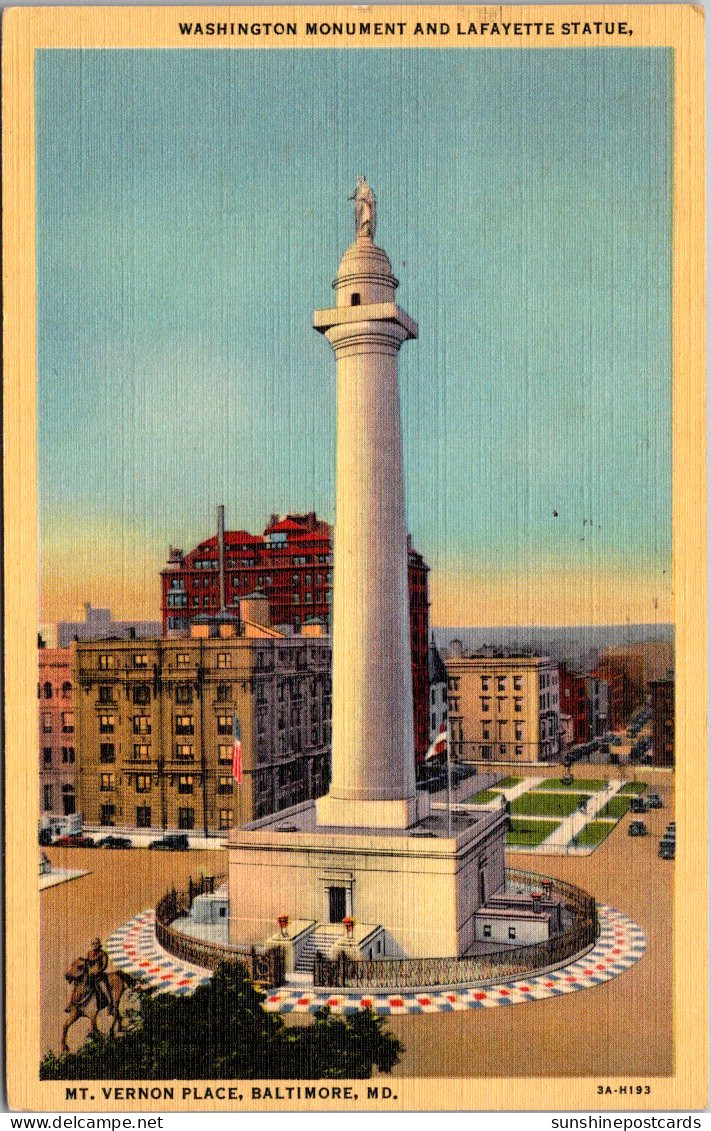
228;800;508;959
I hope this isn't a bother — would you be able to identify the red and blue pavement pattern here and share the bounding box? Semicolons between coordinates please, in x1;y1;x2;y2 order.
106;904;645;1015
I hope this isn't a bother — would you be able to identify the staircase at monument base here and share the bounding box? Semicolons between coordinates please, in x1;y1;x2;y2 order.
295;926;348;973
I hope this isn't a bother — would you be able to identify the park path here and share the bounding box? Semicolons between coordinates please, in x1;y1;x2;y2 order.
540;780;624;851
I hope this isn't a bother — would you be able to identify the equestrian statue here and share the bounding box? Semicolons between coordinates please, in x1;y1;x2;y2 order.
62;937;136;1053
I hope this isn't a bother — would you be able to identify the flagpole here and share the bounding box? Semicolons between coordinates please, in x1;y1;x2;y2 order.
446;723;452;839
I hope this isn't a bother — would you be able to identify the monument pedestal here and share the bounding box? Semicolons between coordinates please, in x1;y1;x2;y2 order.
228;802;507;958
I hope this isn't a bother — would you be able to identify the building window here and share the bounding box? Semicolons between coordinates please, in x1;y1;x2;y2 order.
133;684;151;705
175;715;193;736
483;924;492;939
508;926;517;940
100;743;115;763
133;654;149;668
100;773;115;792
98;685;113;704
217;776;232;795
175;684;193;705
100;803;116;826
135;774;151;793
513;676;522;692
350;292;361;306
481;698;491;713
178;807;195;830
178;775;194;794
133;743;150;762
514;697;523;712
218;808;233;830
217;653;231;669
497;677;507;692
43;681;53;699
133;715;152;735
217;715;232;736
43;747;52;766
515;746;523;757
218;744;232;765
98;655;115;670
62;711;74;733
99;715;115;734
216;683;232;703
176;744;194;762
61;681;72;698
136;806;151;828
481;677;490;691
499;744;507;757
481;745;491;760
482;726;491;741
41;712;52;733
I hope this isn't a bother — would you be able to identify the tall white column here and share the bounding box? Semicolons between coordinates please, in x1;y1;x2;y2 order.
314;211;420;829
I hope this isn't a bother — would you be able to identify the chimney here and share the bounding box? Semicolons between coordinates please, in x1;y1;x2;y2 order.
217;505;226;613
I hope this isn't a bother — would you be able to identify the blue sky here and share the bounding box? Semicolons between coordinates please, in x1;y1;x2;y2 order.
36;47;672;624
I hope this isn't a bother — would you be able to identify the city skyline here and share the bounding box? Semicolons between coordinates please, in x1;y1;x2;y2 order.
36;47;672;627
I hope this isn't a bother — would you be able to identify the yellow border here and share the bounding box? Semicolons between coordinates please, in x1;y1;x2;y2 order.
3;5;707;1111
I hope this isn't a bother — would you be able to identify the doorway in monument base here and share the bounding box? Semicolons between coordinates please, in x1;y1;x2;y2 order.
328;886;347;924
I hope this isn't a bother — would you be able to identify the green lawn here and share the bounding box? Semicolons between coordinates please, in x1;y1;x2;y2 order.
465;789;500;804
506;818;560;847
620;781;647;794
597;795;632;819
534;777;607;792
510;791;592;818
570;821;615;848
496;776;522;789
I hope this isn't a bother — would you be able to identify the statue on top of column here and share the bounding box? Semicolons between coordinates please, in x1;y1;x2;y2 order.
350;175;376;239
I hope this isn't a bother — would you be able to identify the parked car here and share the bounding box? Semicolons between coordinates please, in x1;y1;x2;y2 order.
630;796;647;813
148;834;189;851
628;821;648;837
98;835;132;849
38;827;54;846
53;834;95;848
659;842;675;860
646;792;664;809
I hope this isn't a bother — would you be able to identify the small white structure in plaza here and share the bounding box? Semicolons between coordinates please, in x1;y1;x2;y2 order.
228;182;510;961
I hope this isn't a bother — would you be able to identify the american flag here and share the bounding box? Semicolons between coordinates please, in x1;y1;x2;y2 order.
231;714;243;783
425;722;448;761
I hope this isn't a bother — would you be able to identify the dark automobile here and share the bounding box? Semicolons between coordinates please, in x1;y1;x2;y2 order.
628;821;648;837
53;834;95;848
98;835;132;849
646;792;664;809
659;842;675;860
630;796;647;813
38;828;53;846
148;834;189;851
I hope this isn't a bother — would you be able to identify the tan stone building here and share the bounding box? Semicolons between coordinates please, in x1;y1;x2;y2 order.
444;653;560;764
75;630;331;835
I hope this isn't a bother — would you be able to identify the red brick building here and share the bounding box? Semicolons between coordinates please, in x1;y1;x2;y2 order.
161;513;431;760
649;676;674;767
38;646;76;816
558;665;590;746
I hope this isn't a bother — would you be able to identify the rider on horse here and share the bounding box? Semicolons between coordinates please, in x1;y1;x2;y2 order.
86;937;114;1012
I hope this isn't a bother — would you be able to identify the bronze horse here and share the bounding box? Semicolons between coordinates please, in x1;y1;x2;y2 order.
62;957;135;1053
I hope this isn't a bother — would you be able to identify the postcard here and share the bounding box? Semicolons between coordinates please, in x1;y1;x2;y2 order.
3;3;707;1114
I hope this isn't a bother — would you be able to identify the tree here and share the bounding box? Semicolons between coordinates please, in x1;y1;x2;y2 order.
40;962;403;1080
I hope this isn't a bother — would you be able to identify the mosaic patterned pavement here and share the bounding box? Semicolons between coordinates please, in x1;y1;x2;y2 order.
107;905;645;1014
